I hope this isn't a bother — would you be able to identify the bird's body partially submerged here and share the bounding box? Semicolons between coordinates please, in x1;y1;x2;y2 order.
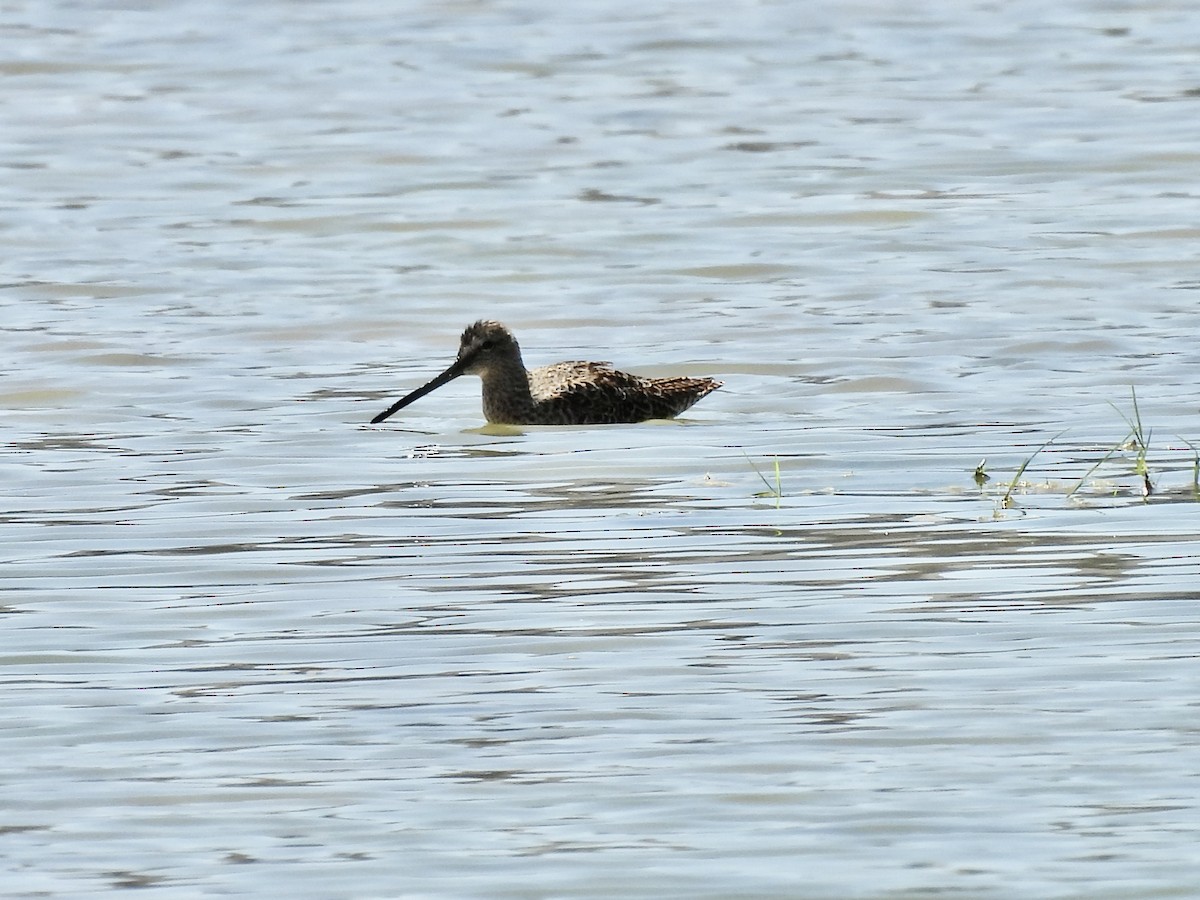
370;320;721;426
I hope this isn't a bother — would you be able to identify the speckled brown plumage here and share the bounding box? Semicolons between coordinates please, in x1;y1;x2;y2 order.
370;320;721;426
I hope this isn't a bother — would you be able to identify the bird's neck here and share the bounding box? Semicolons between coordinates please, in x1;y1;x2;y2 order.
478;355;535;424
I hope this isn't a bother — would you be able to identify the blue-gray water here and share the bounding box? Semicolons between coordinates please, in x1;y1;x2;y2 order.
4;1;1200;897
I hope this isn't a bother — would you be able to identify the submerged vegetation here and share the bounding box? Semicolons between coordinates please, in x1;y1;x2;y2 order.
987;387;1197;512
740;389;1194;513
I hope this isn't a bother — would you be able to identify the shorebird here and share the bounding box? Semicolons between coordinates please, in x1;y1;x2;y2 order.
370;320;721;426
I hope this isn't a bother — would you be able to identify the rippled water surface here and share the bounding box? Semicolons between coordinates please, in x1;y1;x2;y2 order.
4;1;1200;897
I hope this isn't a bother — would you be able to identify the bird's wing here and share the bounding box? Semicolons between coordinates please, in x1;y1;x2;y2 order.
530;362;638;401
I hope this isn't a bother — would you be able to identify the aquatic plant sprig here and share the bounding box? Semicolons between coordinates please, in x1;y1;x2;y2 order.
1066;443;1123;501
1181;439;1200;501
1070;386;1154;500
1000;430;1068;510
973;459;989;488
744;452;782;508
1107;386;1152;498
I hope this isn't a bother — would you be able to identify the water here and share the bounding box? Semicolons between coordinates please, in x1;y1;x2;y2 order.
3;1;1200;897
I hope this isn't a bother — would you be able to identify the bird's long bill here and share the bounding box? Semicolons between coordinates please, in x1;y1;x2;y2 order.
370;360;466;424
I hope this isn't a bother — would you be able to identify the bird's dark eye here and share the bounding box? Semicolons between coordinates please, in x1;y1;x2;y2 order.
479;340;495;350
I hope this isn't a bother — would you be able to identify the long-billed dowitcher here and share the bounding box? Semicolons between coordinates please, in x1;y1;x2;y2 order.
370;320;721;426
